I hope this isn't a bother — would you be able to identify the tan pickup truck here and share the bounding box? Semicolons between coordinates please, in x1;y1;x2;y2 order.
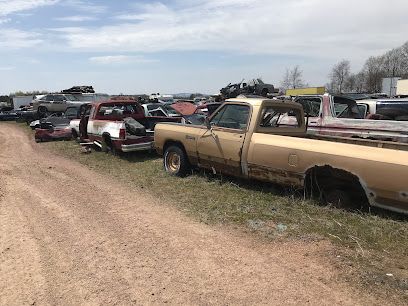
154;98;408;214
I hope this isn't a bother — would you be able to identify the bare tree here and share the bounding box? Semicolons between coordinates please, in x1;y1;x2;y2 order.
329;60;350;93
281;68;291;91
363;56;384;93
354;71;366;93
281;65;305;90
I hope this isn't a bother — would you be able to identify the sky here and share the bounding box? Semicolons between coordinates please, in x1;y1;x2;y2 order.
0;0;407;95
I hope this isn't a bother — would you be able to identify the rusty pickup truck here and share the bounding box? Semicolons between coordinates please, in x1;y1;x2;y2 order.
294;94;408;143
154;98;408;214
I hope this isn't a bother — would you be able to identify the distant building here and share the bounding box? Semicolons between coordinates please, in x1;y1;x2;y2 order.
396;79;408;97
285;87;325;96
12;96;33;110
382;77;401;97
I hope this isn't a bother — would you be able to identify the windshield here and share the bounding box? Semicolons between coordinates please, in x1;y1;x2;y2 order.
162;104;180;116
65;107;78;117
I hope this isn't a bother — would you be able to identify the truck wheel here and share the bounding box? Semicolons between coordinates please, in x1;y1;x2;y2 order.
102;135;119;155
38;106;48;117
71;129;79;141
164;145;190;177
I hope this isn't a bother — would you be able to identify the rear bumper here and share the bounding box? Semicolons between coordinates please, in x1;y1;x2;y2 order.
121;141;154;152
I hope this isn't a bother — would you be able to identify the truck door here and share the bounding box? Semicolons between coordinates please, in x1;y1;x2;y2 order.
197;104;250;176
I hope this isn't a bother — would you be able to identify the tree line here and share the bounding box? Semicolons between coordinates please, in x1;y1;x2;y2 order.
281;41;408;95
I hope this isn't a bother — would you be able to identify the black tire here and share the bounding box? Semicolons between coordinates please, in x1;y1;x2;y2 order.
261;88;269;97
38;106;48;117
163;145;190;177
71;129;79;141
102;135;119;155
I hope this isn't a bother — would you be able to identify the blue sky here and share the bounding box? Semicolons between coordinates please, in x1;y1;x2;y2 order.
1;0;407;95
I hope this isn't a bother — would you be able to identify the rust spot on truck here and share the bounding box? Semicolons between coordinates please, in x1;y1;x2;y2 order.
248;164;304;187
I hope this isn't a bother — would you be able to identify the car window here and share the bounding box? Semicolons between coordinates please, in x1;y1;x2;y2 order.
259;107;301;129
54;95;66;102
357;104;368;118
63;94;79;101
334;101;362;119
295;98;321;117
46;95;54;101
98;104;141;117
210;104;250;130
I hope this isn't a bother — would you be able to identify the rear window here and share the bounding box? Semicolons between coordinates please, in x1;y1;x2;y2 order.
259;107;301;129
97;104;141;117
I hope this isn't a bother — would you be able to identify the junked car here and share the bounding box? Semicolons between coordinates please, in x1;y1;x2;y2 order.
294;94;408;143
32;94;84;115
220;78;275;99
154;97;408;215
70;99;182;153
30;105;84;130
0;106;18;121
34;123;73;143
358;98;408;120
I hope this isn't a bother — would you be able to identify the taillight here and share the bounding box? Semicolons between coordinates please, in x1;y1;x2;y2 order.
119;128;126;139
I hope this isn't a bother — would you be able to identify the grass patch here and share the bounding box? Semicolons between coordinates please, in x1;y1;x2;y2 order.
19;122;408;301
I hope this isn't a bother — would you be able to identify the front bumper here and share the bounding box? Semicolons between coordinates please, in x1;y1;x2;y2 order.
121;141;154;152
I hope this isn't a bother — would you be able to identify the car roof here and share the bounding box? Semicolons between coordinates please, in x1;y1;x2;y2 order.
226;97;300;108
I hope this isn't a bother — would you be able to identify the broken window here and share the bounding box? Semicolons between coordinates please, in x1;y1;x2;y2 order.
295;98;321;117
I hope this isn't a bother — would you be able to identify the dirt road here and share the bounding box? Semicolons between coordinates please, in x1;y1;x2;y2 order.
0;123;380;305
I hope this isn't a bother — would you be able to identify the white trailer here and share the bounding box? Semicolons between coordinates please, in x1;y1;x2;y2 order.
396;79;408;97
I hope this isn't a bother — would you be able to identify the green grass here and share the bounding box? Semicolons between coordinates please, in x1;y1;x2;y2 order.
19;122;407;300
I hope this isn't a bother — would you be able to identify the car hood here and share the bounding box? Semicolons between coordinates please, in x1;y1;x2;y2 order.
169;102;197;116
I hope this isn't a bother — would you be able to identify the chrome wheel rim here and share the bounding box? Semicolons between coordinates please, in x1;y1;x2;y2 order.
166;151;181;173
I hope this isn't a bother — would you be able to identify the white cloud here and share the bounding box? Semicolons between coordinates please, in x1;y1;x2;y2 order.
0;0;59;16
55;15;96;22
0;18;11;24
0;66;15;71
62;0;107;14
0;28;42;48
89;55;158;64
55;0;408;64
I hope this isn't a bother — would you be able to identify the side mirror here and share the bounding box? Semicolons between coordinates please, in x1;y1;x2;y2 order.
205;117;211;129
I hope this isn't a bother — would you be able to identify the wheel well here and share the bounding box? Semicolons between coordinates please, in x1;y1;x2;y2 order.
163;140;189;160
164;140;184;152
305;165;368;202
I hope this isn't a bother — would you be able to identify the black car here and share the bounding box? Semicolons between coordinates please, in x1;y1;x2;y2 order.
0;106;18;121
